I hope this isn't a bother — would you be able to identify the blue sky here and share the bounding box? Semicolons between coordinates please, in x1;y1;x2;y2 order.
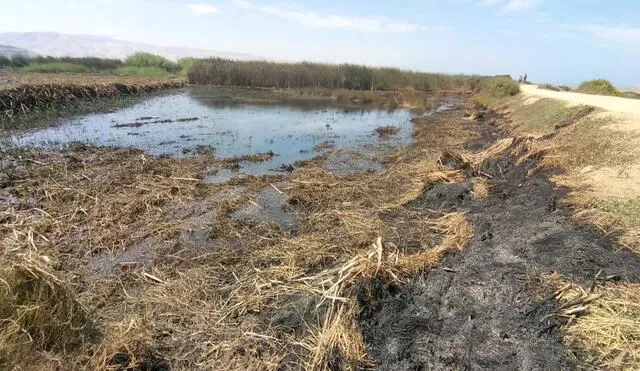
1;0;639;86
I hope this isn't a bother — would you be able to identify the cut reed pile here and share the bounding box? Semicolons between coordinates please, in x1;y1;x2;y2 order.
0;80;185;121
0;109;486;369
541;275;640;370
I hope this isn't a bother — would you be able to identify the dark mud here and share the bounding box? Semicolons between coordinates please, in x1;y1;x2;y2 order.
360;107;640;370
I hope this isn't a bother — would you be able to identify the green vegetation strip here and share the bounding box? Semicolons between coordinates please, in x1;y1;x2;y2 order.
597;198;640;229
0;53;194;78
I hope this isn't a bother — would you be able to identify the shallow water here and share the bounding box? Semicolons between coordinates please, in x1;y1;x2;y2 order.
13;88;460;179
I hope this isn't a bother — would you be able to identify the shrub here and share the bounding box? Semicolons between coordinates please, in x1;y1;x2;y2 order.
115;66;170;78
22;63;91;74
576;79;621;97
177;58;197;73
0;56;11;68
481;77;520;98
9;55;29;67
124;52;181;73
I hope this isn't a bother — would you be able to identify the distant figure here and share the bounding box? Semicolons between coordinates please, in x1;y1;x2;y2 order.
523;73;528;84
518;75;523;84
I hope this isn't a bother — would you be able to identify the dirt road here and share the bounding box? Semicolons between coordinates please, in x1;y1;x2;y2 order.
520;84;640;116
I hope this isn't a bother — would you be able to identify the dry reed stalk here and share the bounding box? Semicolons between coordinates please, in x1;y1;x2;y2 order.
0;107;483;369
549;278;640;370
1;80;185;120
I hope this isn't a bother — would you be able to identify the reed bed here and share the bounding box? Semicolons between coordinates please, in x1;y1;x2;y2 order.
0;80;185;121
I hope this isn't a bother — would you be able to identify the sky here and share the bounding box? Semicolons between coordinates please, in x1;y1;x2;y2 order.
1;0;639;86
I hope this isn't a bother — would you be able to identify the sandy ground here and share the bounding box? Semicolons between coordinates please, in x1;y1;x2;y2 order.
521;84;640;201
520;84;640;116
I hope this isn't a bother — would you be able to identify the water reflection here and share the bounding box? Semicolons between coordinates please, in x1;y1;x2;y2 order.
13;88;461;181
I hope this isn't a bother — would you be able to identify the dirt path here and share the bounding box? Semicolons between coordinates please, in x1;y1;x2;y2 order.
520;85;640;116
360;107;640;370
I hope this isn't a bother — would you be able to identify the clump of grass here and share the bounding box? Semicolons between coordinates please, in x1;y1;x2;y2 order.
22;63;91;74
576;79;621;97
471;177;490;199
374;126;400;138
333;90;375;104
115;66;171;78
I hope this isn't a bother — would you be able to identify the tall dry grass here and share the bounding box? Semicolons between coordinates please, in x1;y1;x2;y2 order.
188;58;484;92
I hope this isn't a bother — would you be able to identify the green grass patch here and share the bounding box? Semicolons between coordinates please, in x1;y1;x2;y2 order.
512;99;594;137
597;198;640;230
576;79;621;97
553;117;639;169
115;66;171;78
22;63;91;74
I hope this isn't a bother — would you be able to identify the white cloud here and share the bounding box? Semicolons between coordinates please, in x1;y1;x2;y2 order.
481;0;545;12
387;23;420;33
585;25;640;45
233;0;251;10
260;6;381;32
188;4;219;15
503;0;544;12
258;5;425;33
564;24;640;49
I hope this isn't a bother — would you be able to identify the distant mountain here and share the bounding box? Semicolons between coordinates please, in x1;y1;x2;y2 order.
0;44;38;58
0;32;259;61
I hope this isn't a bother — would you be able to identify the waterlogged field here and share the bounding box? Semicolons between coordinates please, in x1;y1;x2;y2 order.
12;87;459;180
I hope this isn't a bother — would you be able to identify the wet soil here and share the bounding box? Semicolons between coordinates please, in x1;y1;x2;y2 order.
359;107;640;370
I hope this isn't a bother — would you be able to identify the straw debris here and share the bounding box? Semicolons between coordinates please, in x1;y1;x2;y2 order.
0;105;485;368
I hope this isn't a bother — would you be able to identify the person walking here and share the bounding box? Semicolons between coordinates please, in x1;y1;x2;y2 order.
523;73;528;84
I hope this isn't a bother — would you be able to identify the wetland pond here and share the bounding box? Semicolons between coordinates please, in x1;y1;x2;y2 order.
12;87;461;182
